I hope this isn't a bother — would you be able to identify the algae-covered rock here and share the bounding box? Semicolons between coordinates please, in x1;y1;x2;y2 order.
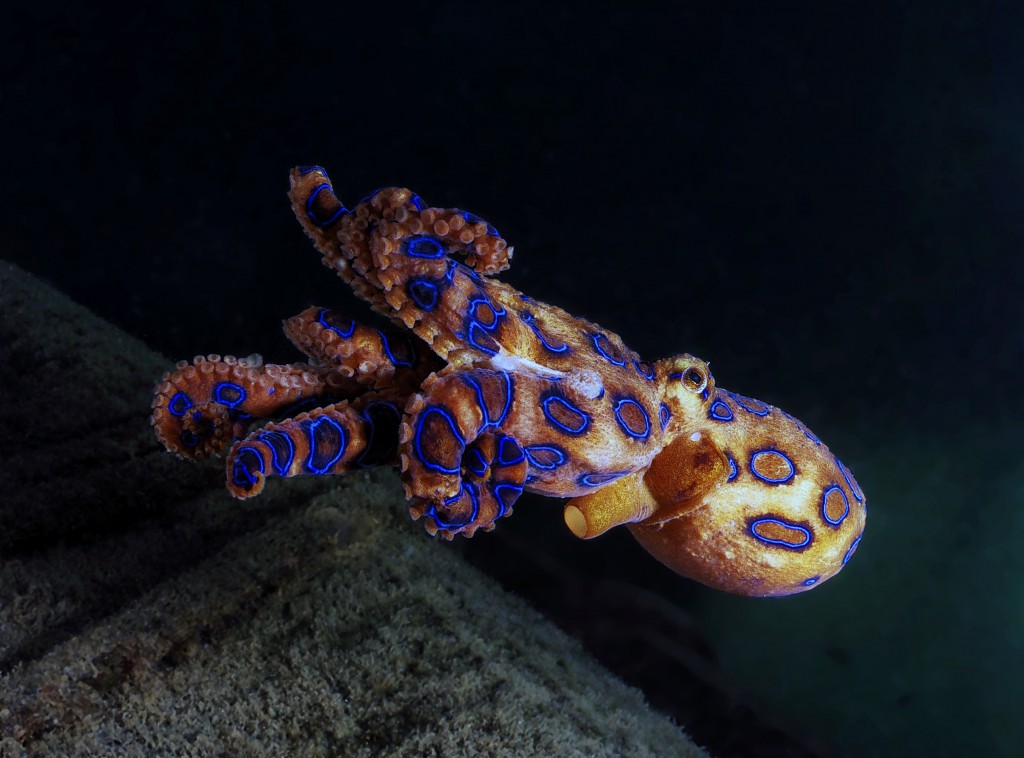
0;262;703;757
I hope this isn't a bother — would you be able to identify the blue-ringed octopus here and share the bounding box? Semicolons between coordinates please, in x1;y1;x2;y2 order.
151;166;866;597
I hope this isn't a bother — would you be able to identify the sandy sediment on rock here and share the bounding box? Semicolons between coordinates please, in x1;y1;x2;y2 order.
0;262;703;757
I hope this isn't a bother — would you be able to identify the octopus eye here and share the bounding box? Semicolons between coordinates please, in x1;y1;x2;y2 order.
682;368;707;392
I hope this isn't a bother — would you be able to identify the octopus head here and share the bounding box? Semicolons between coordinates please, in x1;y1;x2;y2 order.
564;355;866;597
631;385;866;596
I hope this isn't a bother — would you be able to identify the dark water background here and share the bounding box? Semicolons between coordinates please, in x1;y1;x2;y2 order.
3;4;1022;755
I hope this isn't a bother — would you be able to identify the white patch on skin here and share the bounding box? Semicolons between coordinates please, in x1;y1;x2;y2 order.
565;369;605;400
690;431;702;442
489;352;565;379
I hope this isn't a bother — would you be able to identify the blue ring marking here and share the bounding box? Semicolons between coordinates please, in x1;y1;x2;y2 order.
843;534;863;565
524;444;567;470
431;482;480;529
592;333;626;366
414;406;465;475
356;401;401;467
497;436;525;466
462;375;490;429
257;430;295;477
467;321;500;355
408;278;439;310
492;483;522;517
836;456;865;502
306;183;348;226
317;309;355;339
522;311;569;354
168;392;192;416
633;359;656;380
298;165;328;177
180;430;199;448
749;449;796;484
461;211;499;237
357;188;382;205
749;517;812;549
304;416;347;474
465;447;488;477
578;471;627;487
406;235;446;259
727;454;739;481
709;399;733;421
410;194;424;211
701;388;709;401
802;576;820;587
659;403;671;430
469;297;505;328
541;394;590;435
460;371;512;431
783;410;821;445
613;398;651;440
232;446;265;489
213;382;246;408
668;372;683;382
493;371;513;427
730;392;770;417
376;330;415;367
821;485;850;526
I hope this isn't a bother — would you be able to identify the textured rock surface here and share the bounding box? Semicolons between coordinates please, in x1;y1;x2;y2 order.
0;262;703;757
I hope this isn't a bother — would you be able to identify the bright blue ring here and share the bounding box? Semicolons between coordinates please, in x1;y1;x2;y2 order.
431;482;480;529
709;399;733;421
258;430;295;477
730;392;770;417
749;449;796;484
843;534;863;565
633;360;656;380
492;482;522;517
524;444;567;470
542;395;590;435
306;183;347;226
836;456;865;502
377;330;414;367
613;398;651;440
408;278;439;311
749;517;812;549
317;309;355;339
406;235;446;259
168;392;192;417
304;416;347;474
414;406;465;475
213;382;246;408
821;485;850;526
497;436;525;466
592;333;625;366
578;471;627;487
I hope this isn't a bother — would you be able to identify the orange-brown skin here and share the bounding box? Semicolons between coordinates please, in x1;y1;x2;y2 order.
151;166;865;597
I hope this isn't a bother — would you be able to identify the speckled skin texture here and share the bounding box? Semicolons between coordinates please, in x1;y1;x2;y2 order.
152;167;865;597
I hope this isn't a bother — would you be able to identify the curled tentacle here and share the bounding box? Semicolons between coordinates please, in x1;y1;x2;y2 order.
151;354;348;459
226;393;404;499
283;306;442;394
399;367;525;537
408;432;527;539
